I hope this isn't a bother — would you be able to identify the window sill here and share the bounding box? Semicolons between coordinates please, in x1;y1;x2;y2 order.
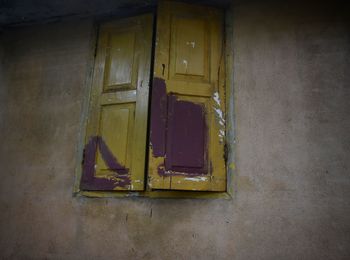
75;190;232;199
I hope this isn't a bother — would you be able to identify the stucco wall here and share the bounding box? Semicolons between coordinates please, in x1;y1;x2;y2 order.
0;1;349;259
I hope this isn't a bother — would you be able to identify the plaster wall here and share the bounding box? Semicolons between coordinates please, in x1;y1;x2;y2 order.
0;1;349;259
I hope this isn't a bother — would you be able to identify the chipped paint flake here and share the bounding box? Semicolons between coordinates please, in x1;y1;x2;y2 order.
213;91;221;106
213;91;225;142
214;107;224;121
183;59;188;70
219;129;225;137
184;176;208;182
213;92;225;123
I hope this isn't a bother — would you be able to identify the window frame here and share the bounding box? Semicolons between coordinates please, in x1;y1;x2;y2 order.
73;5;235;199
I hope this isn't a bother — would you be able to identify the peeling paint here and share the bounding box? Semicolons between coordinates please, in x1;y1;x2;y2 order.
157;166;206;177
213;91;221;106
184;176;208;182
186;41;196;48
214;107;225;124
183;59;188;69
213;91;225;142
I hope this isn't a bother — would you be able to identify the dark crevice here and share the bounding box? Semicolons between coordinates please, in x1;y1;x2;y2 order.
143;9;158;191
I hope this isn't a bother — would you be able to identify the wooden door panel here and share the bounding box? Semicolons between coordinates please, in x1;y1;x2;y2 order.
148;1;226;191
170;15;209;82
80;14;153;191
173;17;207;77
95;103;135;174
99;90;137;105
165;95;207;174
103;30;138;90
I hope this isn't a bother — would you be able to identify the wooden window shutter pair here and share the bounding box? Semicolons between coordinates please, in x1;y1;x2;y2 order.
80;1;226;193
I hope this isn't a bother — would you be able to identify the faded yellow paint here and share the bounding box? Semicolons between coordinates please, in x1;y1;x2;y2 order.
148;147;171;189
84;14;153;191
148;1;226;191
79;190;231;199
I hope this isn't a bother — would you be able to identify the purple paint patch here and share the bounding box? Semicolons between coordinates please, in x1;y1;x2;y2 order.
150;77;209;177
80;136;131;191
165;95;207;175
99;138;129;174
150;77;167;157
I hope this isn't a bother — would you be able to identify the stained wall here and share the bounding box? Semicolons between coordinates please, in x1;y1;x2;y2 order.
0;1;349;259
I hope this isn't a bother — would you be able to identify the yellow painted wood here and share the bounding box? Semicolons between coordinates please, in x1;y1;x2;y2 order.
84;14;153;191
95;103;135;175
149;1;226;191
173;17;207;77
103;31;137;90
166;81;212;97
79;190;231;199
99;90;137;105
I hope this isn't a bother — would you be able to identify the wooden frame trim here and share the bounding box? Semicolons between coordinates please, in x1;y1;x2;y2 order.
73;21;99;195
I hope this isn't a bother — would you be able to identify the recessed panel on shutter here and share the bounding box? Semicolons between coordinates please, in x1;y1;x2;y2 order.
148;2;226;191
81;14;153;191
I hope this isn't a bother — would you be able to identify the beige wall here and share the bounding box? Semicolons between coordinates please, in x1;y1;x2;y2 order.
0;1;349;259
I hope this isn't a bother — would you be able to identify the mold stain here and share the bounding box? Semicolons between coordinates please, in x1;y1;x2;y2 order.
80;136;131;191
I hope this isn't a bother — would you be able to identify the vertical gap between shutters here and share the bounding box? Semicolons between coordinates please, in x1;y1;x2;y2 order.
144;11;158;191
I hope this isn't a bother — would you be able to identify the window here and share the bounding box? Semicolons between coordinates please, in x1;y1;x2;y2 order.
77;1;228;197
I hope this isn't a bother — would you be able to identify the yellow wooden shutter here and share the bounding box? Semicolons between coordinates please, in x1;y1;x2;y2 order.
148;1;226;191
81;14;153;191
